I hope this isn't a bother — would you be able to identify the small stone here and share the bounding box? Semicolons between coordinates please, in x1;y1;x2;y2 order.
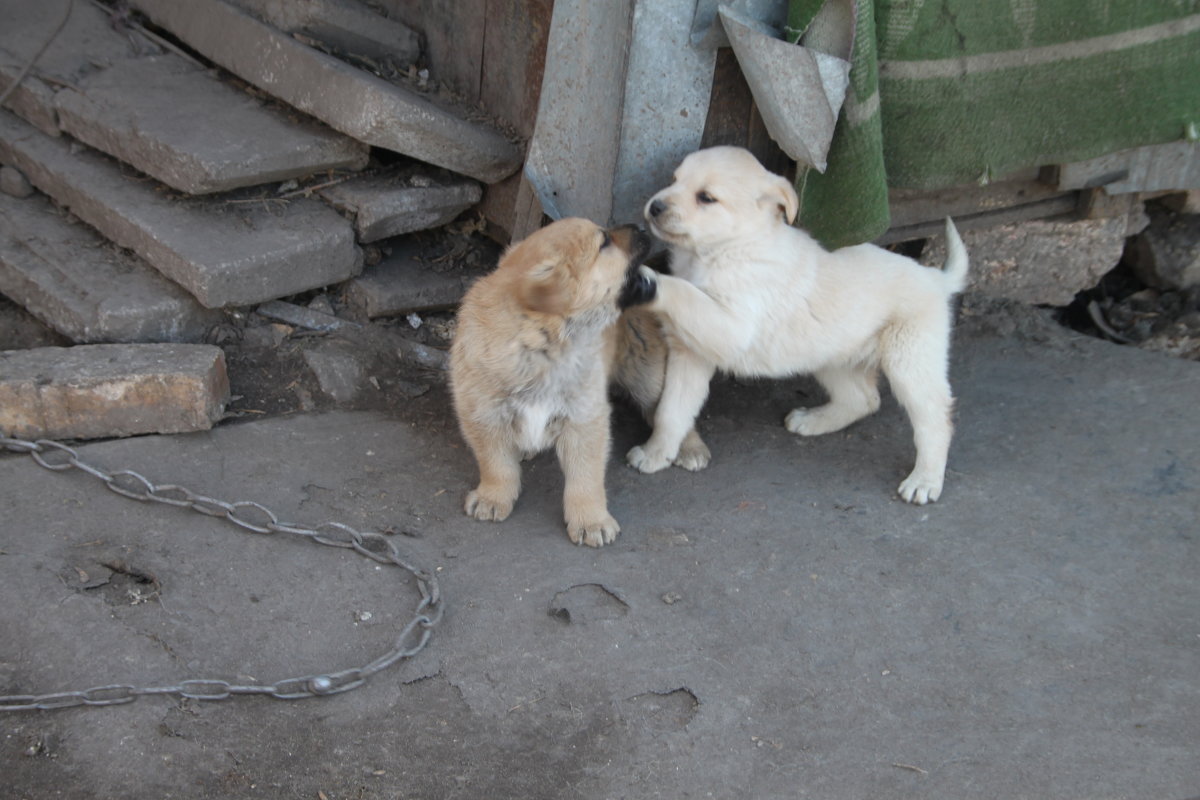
0;165;33;197
393;336;449;371
1126;288;1161;312
1129;206;1200;291
257;300;354;332
302;342;365;403
319;170;482;243
308;294;335;316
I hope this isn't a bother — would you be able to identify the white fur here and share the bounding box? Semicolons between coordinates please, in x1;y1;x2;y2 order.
630;146;969;504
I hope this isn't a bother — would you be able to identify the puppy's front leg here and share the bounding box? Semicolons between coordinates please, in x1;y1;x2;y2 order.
628;346;715;473
639;267;753;365
557;411;620;547
462;424;522;522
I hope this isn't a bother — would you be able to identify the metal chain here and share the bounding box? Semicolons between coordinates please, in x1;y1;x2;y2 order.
0;435;443;711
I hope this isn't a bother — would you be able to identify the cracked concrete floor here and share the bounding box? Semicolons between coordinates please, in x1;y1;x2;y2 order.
2;320;1198;799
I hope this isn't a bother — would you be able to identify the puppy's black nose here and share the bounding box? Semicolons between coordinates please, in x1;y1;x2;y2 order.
648;199;666;218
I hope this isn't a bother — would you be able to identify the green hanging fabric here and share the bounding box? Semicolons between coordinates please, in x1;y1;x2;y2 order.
874;1;1200;190
788;0;1200;250
793;0;890;250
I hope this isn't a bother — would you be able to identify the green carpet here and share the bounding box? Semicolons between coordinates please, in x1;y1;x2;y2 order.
793;0;1200;248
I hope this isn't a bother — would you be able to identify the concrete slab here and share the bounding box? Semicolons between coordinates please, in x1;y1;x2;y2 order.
53;54;368;195
227;0;421;65
1;326;1197;798
319;169;481;243
0;0;154;136
922;215;1135;306
0;192;222;343
0;343;228;439
130;0;522;184
0;108;361;308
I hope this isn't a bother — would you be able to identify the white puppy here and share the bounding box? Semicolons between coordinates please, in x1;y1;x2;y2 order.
629;146;969;504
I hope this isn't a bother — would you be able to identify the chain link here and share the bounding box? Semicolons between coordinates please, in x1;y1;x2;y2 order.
0;435;443;711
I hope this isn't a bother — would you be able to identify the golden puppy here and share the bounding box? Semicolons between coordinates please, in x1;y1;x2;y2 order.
631;146;969;504
449;218;656;546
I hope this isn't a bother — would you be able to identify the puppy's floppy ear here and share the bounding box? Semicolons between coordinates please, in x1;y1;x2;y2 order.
518;258;570;315
760;174;799;224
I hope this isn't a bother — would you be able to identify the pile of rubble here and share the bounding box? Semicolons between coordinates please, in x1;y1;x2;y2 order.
1;0;518;440
1059;198;1200;361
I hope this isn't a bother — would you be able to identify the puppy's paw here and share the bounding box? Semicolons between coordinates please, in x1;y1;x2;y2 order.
897;471;944;505
674;435;711;472
627;444;672;474
784;407;833;436
618;264;659;309
465;489;514;522
784;407;816;436
566;513;621;548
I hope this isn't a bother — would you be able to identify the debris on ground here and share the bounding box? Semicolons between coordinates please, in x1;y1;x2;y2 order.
1059;200;1200;361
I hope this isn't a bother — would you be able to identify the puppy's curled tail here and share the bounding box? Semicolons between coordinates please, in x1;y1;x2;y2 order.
940;217;969;294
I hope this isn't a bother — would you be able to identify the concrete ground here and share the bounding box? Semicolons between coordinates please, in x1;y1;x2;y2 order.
2;315;1198;799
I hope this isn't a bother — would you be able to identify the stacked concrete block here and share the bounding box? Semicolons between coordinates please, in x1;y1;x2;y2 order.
0;344;230;440
0;0;511;442
130;0;522;183
0;109;362;309
227;0;422;64
53;54;368;195
0;0;146;136
0;193;222;342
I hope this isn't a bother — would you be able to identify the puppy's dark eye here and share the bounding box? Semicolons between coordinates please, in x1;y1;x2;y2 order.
599;231;612;251
697;191;717;205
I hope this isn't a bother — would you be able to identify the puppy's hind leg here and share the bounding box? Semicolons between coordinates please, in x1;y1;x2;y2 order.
882;332;954;505
462;424;522;522
785;364;881;436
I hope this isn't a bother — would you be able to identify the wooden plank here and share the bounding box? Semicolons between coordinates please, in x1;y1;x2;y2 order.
878;194;1080;245
885;170;1072;235
481;0;552;140
382;0;486;104
383;0;550;238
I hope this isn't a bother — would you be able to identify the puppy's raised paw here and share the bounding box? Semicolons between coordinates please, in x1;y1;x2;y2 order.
567;514;621;548
618;265;659;309
897;471;943;505
465;489;514;522
627;444;672;474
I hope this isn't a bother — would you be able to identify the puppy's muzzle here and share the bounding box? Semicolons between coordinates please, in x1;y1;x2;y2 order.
609;224;652;265
647;198;667;220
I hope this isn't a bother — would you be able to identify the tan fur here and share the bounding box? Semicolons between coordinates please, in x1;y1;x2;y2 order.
633;146;969;504
450;218;662;547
